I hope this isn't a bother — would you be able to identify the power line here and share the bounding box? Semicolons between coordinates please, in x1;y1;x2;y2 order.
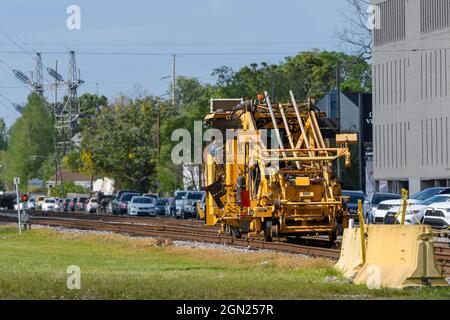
0;40;338;47
0;50;305;56
0;93;22;115
0;29;36;61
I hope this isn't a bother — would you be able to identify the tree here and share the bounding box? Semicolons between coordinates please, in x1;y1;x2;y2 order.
79;96;160;192
1;93;54;191
0;118;7;150
213;51;371;102
335;0;372;60
158;77;219;191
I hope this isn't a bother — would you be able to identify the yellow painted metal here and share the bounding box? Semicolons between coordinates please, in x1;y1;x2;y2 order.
353;225;448;288
204;92;356;239
197;202;205;220
336;133;358;144
205;153;220;226
400;188;408;225
357;199;366;265
295;177;310;186
336;227;366;278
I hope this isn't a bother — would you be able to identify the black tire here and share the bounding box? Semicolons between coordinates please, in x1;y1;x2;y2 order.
231;227;242;239
264;220;273;242
329;227;338;243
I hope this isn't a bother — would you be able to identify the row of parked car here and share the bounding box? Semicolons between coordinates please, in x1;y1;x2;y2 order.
107;190;207;218
15;196;99;213
13;189;208;220
343;187;450;228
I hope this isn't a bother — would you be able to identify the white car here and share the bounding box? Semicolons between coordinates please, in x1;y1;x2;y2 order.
423;202;450;229
42;198;57;212
372;187;450;224
383;194;450;225
14;201;27;210
127;196;155;216
54;198;61;211
184;191;206;218
174;191;187;218
86;198;98;213
27;199;36;210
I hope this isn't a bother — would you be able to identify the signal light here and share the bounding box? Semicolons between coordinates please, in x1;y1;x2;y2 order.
21;194;29;202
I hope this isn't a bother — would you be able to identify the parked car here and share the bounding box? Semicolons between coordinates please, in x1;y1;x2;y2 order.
383;194;450;225
366;193;402;224
98;195;113;213
166;197;176;217
373;187;450;224
127;196;155;216
423;202;450;228
184;191;206;218
154;198;168;215
68;197;77;212
143;193;159;202
42;198;57;212
73;197;88;211
111;190;140;215
13;200;27;210
86;198;98;213
114;192;141;215
342;190;368;224
36;196;46;210
61;198;71;212
54;198;62;211
27;198;36;210
175;191;188;218
107;201;113;214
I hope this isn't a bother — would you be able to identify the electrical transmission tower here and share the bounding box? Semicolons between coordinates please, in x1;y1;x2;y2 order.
34;53;44;98
11;51;84;198
47;51;84;155
13;52;45;98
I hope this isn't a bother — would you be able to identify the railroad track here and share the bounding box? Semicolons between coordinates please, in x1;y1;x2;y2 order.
1;210;449;274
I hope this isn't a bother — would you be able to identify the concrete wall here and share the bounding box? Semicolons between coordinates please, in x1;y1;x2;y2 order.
372;0;450;194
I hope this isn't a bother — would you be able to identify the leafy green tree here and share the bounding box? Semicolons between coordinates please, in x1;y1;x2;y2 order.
0;118;7;150
78;97;160;191
51;181;90;197
1;94;54;191
213;50;371;102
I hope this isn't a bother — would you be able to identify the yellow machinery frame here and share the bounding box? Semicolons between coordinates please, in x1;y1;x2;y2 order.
201;91;356;242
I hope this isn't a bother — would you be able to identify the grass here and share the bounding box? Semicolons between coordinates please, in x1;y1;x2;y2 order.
0;225;450;300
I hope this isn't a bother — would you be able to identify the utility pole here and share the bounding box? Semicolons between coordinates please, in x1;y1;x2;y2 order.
172;54;176;108
53;60;65;198
156;100;161;157
336;61;342;182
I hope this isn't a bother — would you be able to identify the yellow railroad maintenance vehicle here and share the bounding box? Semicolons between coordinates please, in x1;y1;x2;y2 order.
200;90;357;243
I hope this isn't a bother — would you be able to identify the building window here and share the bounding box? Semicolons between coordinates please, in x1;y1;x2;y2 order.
374;0;406;47
421;0;450;34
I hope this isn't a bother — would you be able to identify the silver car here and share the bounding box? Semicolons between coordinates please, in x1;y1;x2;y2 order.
127;196;155;217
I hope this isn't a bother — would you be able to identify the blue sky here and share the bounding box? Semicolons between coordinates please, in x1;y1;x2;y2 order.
0;0;347;127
